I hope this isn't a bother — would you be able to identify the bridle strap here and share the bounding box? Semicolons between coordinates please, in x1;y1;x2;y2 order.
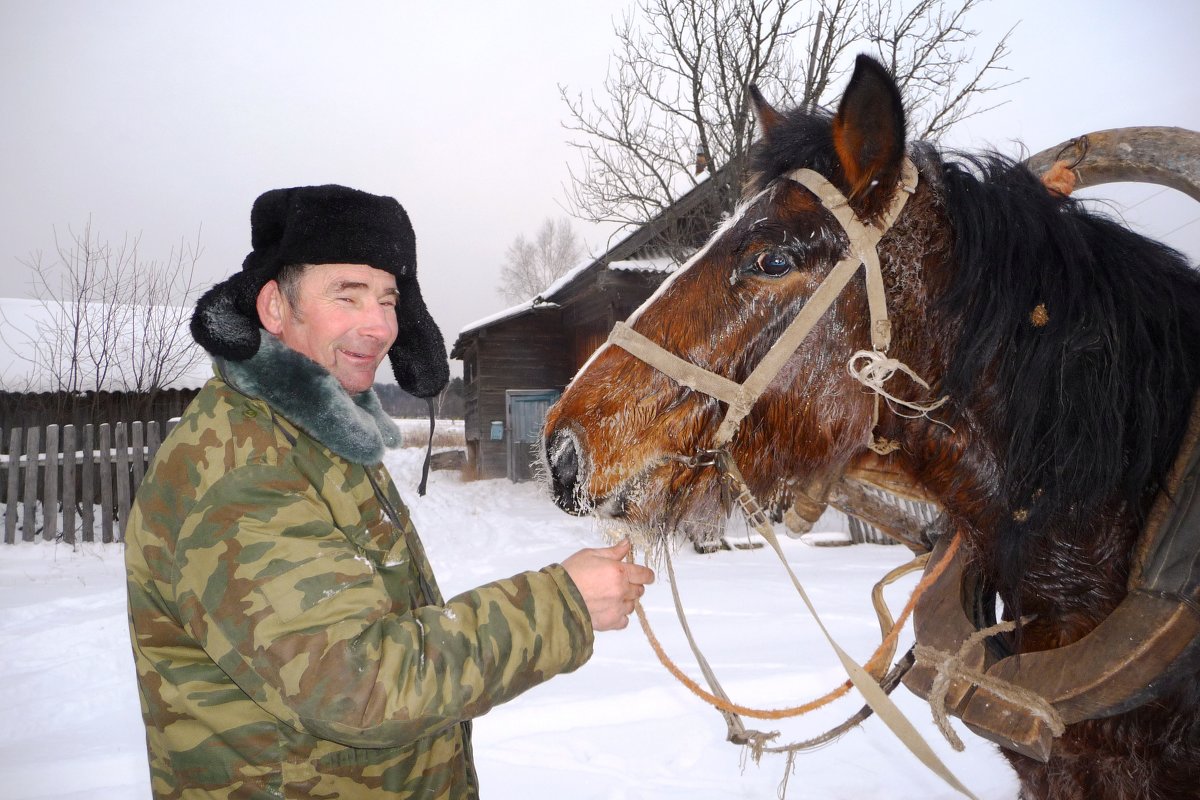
786;159;918;353
608;159;978;796
607;159;919;448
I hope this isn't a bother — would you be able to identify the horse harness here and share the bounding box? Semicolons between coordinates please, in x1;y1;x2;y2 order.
603;153;1200;778
904;398;1200;762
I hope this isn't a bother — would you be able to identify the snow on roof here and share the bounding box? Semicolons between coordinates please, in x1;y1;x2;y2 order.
456;256;677;338
606;256;677;274
533;254;598;301
0;296;212;392
457;298;561;337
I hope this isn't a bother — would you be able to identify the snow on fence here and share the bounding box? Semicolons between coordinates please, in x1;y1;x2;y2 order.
1;421;174;545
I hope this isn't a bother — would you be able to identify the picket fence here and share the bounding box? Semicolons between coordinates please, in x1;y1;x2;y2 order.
2;421;175;545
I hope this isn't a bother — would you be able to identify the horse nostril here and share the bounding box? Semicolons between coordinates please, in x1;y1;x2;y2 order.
547;431;583;514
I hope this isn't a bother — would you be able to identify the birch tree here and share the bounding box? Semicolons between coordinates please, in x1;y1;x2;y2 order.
497;217;584;303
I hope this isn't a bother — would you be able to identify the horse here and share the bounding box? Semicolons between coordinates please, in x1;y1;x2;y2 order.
541;54;1200;800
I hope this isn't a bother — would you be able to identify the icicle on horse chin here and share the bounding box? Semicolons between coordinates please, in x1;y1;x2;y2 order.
541;52;1200;800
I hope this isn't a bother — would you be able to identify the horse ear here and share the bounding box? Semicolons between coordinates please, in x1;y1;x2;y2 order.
832;54;907;210
749;84;785;138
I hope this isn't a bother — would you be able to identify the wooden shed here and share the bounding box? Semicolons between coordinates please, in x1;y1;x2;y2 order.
451;174;727;481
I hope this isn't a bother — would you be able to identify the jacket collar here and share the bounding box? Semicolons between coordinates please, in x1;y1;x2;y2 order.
216;333;401;465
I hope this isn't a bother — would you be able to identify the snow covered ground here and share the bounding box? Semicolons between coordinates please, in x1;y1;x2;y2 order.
0;444;1020;799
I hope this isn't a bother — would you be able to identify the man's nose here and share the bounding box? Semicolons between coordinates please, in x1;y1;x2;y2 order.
359;302;397;339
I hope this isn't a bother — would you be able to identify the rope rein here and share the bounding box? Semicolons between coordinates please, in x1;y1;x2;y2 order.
632;535;957;720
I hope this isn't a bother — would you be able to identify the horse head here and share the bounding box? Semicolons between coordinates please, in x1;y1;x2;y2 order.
543;55;953;543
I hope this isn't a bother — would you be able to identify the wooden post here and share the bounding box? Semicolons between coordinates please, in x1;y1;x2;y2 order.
146;421;162;464
99;423;113;543
4;428;20;544
62;425;77;545
80;425;95;542
43;425;59;542
131;421;145;488
22;427;39;542
115;423;131;543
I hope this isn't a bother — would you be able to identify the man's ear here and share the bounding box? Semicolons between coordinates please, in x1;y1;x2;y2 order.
256;280;286;336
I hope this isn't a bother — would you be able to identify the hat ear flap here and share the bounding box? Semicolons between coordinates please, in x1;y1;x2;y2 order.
388;281;449;398
190;269;270;361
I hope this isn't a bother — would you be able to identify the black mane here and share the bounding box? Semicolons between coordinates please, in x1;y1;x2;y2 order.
750;109;1200;597
937;152;1200;590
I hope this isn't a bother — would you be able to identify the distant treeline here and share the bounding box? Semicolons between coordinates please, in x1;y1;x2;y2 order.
375;377;464;419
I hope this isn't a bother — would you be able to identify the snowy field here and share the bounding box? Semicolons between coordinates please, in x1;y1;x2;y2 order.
0;443;1020;799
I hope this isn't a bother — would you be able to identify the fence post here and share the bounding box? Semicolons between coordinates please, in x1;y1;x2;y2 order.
146;421;162;464
99;423;113;544
131;421;145;488
81;424;94;543
43;425;59;542
62;425;77;545
115;423;131;543
22;427;40;542
4;428;20;544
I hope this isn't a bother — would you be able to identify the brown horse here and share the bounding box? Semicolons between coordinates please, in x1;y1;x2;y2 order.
543;55;1200;799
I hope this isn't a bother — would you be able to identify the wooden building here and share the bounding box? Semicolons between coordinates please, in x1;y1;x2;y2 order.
451;173;728;481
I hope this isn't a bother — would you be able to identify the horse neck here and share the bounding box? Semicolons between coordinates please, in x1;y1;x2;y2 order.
871;187;1148;645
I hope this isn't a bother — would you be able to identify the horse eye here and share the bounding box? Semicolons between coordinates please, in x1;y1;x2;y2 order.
753;250;793;277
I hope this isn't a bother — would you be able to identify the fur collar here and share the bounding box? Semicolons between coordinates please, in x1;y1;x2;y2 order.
216;333;401;465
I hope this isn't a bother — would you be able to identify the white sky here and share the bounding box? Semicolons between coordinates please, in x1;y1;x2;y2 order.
2;0;1198;381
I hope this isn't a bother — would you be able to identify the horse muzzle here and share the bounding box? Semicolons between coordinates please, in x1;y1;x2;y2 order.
545;428;589;514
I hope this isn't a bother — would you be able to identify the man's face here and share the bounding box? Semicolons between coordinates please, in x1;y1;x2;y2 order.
258;263;399;394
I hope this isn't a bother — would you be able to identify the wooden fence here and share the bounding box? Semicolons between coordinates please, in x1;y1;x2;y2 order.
2;421;173;545
846;484;940;546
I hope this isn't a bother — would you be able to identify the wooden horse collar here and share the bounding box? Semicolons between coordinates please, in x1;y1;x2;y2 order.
905;397;1200;762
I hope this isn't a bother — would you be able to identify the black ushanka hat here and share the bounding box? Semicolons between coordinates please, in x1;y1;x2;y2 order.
190;184;449;399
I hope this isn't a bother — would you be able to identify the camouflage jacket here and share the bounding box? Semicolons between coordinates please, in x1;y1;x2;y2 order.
125;336;594;799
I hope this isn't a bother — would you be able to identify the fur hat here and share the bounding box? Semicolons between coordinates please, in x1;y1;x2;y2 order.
190;184;449;398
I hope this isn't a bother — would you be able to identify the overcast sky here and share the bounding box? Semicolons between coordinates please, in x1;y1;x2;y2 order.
2;0;1198;381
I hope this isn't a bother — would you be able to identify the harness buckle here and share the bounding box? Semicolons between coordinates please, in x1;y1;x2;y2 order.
683;448;724;469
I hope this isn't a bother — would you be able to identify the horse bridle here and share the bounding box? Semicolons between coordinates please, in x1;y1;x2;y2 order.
603;160;987;799
606;157;920;450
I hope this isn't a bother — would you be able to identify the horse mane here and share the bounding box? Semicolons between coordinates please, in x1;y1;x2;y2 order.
935;152;1200;593
748;108;1200;600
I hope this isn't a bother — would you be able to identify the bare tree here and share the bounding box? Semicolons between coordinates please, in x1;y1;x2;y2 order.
561;0;1016;242
2;219;206;416
498;217;584;303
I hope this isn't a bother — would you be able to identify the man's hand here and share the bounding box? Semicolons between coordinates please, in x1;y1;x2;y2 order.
562;539;655;631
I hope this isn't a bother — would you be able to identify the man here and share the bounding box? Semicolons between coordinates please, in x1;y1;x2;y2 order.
125;184;654;799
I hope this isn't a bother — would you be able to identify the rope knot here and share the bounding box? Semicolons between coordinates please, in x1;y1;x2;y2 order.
848;350;951;451
913;618;1066;752
848;350;947;417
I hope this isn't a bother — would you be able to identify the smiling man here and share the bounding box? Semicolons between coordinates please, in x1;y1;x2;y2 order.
259;262;400;394
124;184;653;799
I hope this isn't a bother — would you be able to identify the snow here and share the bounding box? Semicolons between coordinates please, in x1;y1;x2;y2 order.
0;445;1019;799
457;298;559;337
457;256;678;336
607;257;677;274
